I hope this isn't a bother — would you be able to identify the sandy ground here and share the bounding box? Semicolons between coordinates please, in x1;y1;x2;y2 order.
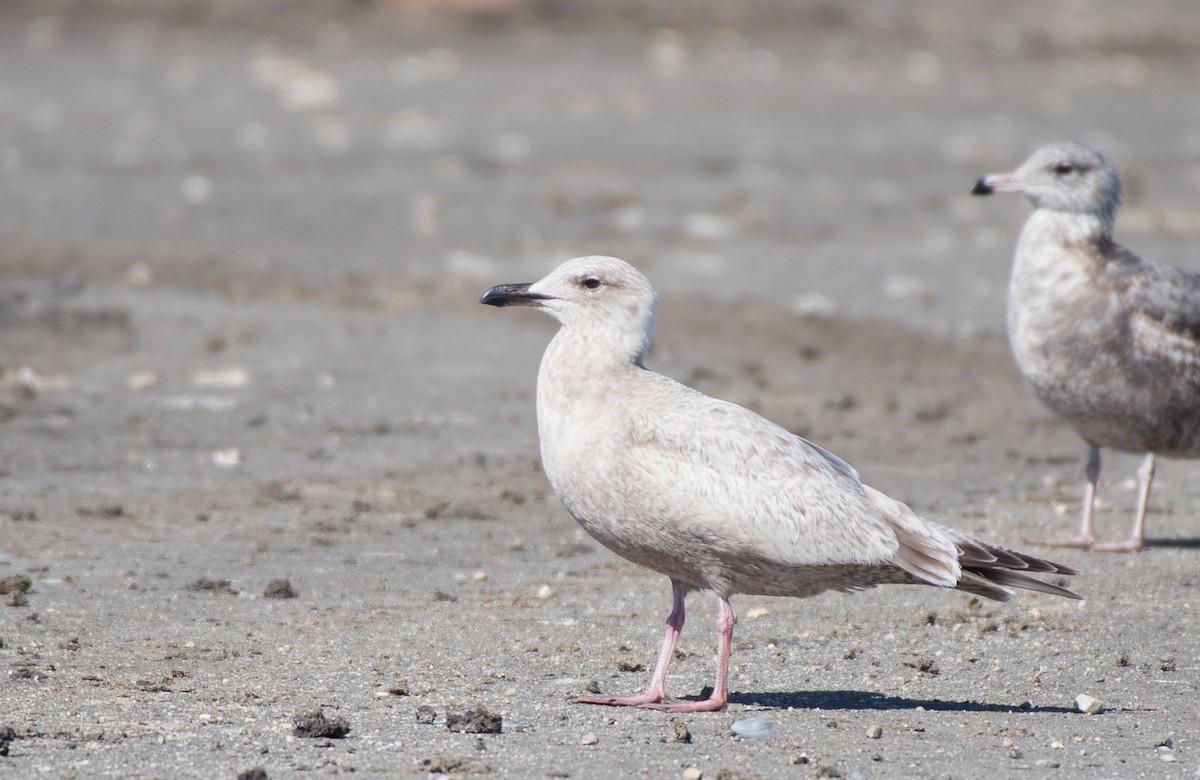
2;1;1199;778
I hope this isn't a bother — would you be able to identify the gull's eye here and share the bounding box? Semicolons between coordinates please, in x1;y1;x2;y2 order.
581;276;602;290
1053;162;1077;176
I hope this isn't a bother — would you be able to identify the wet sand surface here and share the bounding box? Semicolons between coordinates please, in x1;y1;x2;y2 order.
2;2;1199;777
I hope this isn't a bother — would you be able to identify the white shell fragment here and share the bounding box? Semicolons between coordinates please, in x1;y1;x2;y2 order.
1074;693;1103;715
730;717;775;740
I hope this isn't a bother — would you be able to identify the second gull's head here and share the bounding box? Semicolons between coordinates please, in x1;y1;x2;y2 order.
972;141;1122;228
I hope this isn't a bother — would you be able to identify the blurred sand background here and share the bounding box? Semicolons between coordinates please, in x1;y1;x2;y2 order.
2;1;1199;777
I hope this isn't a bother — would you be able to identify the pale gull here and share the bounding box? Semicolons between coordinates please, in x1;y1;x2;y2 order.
974;142;1200;552
481;255;1079;713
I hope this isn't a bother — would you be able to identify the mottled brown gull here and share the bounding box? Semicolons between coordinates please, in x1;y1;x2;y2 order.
974;142;1200;552
481;256;1079;713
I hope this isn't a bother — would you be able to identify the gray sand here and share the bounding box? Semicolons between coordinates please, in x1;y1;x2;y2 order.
2;2;1198;778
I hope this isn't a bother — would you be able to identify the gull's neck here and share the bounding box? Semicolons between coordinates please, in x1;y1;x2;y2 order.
1020;208;1112;250
540;315;654;379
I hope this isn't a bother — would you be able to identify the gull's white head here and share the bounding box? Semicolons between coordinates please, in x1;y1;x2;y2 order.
480;256;658;365
972;141;1122;228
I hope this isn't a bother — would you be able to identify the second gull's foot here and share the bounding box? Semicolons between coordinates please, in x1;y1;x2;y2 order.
1088;538;1143;553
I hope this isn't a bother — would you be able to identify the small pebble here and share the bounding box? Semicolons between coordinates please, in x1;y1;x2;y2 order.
1074;694;1103;715
730;717;774;740
682;768;703;780
581;732;599;745
211;448;241;468
866;725;883;739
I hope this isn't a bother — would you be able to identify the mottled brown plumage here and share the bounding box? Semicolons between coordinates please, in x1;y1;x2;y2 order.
482;256;1078;712
975;142;1200;551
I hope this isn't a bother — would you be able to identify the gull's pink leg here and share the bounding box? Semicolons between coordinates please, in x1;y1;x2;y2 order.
1036;444;1100;548
643;595;735;713
574;581;687;707
1092;452;1153;552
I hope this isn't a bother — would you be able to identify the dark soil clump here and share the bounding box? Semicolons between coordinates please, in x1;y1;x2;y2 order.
446;707;502;734
292;708;351;739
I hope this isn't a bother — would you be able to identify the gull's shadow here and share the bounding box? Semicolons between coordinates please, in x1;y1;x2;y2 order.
1143;537;1200;549
725;689;1075;714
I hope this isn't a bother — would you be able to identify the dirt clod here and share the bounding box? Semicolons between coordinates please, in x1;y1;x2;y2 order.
263;579;297;599
186;577;238;595
0;575;32;595
420;757;490;774
292;708;350;739
236;768;269;780
446;707;502;734
0;725;16;756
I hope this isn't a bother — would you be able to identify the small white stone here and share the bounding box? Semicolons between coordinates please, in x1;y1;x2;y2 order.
193;368;249;389
581;732;598;745
488;132;532;165
681;213;736;241
882;275;931;300
1074;694;1103;715
790;292;840;317
180;174;213;204
473;571;488;582
279;71;339;111
866;725;883;739
125;262;153;287
126;370;158;391
536;584;553;600
681;768;703;780
211;448;241;468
